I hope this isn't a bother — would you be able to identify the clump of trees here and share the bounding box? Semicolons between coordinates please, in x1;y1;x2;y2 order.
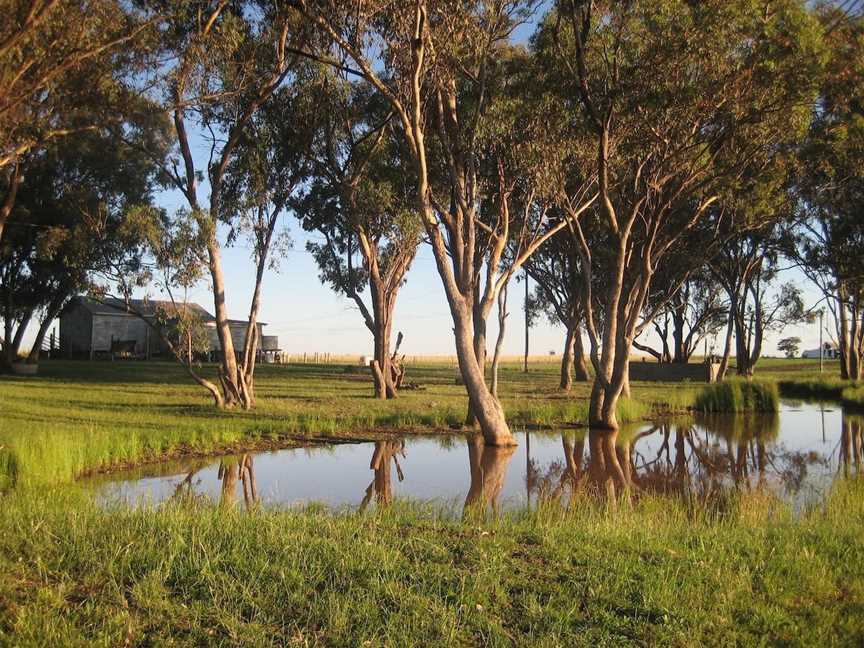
1;0;861;439
789;3;864;380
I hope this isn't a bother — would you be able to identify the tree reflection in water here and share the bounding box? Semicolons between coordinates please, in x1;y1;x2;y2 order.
840;413;863;477
528;411;843;510
464;435;516;519
217;454;257;510
359;440;406;512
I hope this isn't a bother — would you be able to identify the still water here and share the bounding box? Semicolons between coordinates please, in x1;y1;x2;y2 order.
91;401;862;512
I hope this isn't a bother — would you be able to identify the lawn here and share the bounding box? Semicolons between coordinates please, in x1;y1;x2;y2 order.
1;483;862;646
1;356;861;646
0;357;841;487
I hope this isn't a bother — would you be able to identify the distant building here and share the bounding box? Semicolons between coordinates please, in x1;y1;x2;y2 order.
802;342;840;359
59;297;277;360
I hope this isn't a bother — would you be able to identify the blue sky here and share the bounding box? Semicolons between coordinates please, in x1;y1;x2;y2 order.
26;3;830;360
150;125;825;360
148;106;826;360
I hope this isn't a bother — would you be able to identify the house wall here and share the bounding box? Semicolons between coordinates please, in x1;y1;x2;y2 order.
59;304;93;357
91;314;153;355
207;323;265;353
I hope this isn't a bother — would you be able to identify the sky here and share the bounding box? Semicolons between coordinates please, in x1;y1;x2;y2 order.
22;3;832;360
141;135;826;361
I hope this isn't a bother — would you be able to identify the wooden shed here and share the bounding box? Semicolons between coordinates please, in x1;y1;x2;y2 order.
59;297;271;360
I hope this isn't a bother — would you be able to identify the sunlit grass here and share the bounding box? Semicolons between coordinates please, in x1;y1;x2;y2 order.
694;380;780;413
0;477;861;645
0;358;836;487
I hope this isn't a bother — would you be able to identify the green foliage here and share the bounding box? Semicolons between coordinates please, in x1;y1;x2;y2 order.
778;336;803;359
694;380;780;413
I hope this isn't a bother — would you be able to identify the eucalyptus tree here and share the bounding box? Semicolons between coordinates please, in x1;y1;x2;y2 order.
293;0;595;445
540;0;823;428
0;0;158;241
461;46;596;425
136;1;315;408
633;270;726;365
0;125;162;366
791;4;864;379
295;76;420;399
221;82;319;405
790;211;864;379
711;225;807;377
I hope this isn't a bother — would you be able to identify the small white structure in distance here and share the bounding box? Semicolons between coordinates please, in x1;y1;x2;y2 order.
802;343;840;359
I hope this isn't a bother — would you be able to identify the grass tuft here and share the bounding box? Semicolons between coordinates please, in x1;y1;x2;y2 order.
693;380;779;413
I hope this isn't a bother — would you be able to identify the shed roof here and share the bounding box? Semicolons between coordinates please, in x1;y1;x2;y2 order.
70;297;216;322
67;297;267;327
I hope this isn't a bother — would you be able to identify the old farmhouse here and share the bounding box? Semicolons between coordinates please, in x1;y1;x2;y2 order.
59;297;280;361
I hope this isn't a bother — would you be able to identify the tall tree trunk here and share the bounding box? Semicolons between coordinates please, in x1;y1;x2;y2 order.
573;328;590;381
490;284;508;399
671;303;687;363
4;306;33;363
27;296;64;363
240;208;280;409
0;162;21;244
560;326;575;391
465;296;489;428
849;295;862;381
367;274;398;400
452;301;514;445
734;308;752;377
371;311;395;400
206;237;243;407
838;285;851;379
717;307;735;380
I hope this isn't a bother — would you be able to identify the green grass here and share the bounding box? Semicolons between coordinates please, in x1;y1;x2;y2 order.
0;357;843;488
778;376;852;401
693;380;780;413
0;480;862;646
0;356;859;645
0;361;663;488
842;385;864;408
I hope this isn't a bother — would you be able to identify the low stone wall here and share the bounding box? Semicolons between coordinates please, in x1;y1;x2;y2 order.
629;361;721;383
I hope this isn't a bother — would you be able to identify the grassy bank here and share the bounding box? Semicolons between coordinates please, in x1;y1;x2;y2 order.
0;358;838;487
778;377;851;401
777;376;864;410
0;361;657;488
842;385;864;408
693;380;779;413
0;481;862;646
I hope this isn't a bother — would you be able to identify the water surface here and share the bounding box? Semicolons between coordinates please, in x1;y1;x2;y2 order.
90;401;862;512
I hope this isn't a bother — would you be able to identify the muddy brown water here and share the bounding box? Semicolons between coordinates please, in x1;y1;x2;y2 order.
89;401;862;512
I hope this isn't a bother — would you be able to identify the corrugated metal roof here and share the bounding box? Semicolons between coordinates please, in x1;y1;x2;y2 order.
68;297;267;327
71;297;216;322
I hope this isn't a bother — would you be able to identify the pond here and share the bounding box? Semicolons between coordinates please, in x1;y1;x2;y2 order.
90;401;862;513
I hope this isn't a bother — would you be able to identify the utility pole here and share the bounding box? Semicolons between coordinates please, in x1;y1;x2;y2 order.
523;269;529;373
819;309;824;374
